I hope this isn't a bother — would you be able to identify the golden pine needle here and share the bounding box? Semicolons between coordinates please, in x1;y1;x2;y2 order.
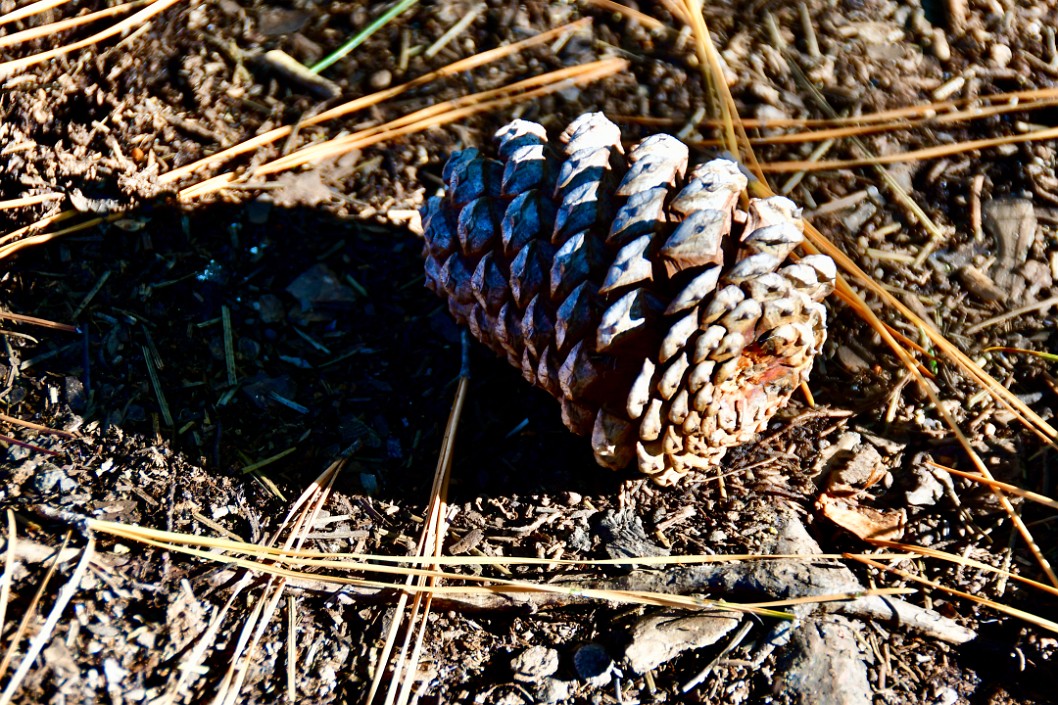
0;0;184;77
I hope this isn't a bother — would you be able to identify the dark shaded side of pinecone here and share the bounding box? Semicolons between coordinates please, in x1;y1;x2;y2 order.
420;113;836;485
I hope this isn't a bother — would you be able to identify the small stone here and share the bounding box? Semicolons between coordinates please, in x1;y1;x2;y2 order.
933;686;959;705
369;69;392;90
511;646;560;682
990;44;1012;68
254;294;286;323
246;194;273;224
64;375;87;412
625;610;741;674
775;615;871;705
534;677;571;704
573;643;614;687
905;465;944;506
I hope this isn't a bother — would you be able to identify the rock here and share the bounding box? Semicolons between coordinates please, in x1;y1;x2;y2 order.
246;194;273;225
829;442;885;488
905;465;944;506
35;463;79;495
65;375;87;412
255;7;310;35
933;685;959;705
534;677;571;703
511;646;560;682
982;198;1036;298
624;609;741;674
369;70;392;89
775;615;871;705
285;263;358;323
573;643;614;687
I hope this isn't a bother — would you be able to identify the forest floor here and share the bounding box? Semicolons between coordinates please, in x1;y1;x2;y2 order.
1;0;1057;703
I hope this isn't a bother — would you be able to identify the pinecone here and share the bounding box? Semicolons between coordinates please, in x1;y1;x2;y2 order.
421;113;835;485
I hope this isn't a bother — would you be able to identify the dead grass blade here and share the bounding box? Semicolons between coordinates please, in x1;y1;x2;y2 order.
211;460;344;705
925;462;1058;512
0;0;183;78
0;24;607;260
88;514;1058;630
160;576;252;703
0;212;122;262
0;310;78;333
849;554;1058;635
177;58;627;201
0;536;94;705
0;511;16;656
869;540;1058;600
0;0;145;50
88;516;921;568
372;342;468;705
86;517;843;618
159;18;591;186
759;125;1058;173
0;193;63;210
677;0;1058;589
0;0;71;27
617;84;1058;131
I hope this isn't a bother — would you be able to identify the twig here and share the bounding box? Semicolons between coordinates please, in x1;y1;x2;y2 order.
424;2;484;59
0;412;77;438
142;344;173;428
0;310;78;332
964;296;1058;335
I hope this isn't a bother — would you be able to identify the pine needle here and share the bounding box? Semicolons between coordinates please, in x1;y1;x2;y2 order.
310;0;418;74
0;0;184;77
674;0;1058;588
0;0;145;50
0;536;94;705
0;0;71;27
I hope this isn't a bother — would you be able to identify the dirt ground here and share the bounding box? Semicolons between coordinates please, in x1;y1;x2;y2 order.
1;0;1057;703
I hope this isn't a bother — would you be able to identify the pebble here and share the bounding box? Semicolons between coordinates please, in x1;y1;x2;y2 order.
370;69;392;89
511;646;559;681
624;610;741;674
933;686;959;705
534;677;571;704
573;643;614;687
990;44;1012;68
246;194;273;224
931;28;951;62
905;466;944;506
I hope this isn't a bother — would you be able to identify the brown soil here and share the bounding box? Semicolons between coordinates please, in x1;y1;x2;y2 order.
1;0;1057;703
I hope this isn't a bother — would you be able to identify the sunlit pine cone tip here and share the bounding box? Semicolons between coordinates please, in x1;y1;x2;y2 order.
420;113;836;485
